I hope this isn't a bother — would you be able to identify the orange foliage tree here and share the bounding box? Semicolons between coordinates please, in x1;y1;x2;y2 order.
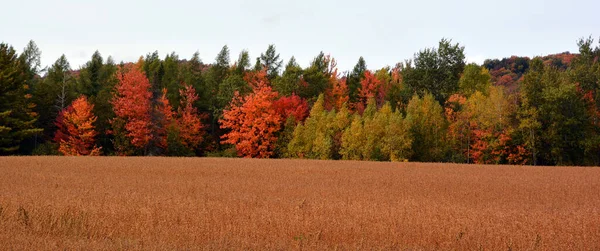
325;68;349;111
54;96;101;156
176;84;206;149
111;64;153;154
156;88;174;150
220;70;282;158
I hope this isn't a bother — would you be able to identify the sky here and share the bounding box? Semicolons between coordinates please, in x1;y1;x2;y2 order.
1;0;599;73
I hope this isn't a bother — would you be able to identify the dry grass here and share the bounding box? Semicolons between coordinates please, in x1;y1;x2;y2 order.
1;157;599;250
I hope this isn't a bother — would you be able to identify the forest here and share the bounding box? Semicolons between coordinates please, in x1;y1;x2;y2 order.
1;37;600;166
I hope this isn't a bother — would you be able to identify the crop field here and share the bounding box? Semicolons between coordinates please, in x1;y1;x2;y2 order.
0;157;599;250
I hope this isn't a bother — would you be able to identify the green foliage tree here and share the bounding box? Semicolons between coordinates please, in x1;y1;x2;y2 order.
259;44;283;80
298;52;333;100
204;45;231;145
347;56;367;103
33;55;77;140
274;57;303;96
161;52;182;108
403;39;465;104
0;43;43;154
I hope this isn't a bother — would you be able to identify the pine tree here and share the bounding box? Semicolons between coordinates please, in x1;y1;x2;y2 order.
274;57;303;96
0;43;42;154
298;52;334;100
347;57;367;103
33;55;76;140
162;52;181;109
260;44;283;80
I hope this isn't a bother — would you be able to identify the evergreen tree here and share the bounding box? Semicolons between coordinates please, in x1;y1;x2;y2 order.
0;43;43;154
33;55;77;140
162;52;181;108
298;52;332;100
204;45;231;147
347;56;367;103
78;51;105;97
260;44;283;80
235;50;251;75
274;57;303;96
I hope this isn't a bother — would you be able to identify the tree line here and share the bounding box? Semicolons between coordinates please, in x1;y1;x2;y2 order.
1;37;599;166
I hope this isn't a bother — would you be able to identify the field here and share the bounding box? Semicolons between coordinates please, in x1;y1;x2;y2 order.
0;157;599;250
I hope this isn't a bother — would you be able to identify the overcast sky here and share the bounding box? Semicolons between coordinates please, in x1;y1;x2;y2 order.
1;0;599;72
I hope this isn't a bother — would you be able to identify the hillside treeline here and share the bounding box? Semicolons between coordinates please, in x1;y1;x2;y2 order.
1;37;599;166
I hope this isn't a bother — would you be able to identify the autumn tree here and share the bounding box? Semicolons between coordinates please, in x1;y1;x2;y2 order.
445;93;470;162
385;65;412;111
287;95;337;159
325;68;349;111
340;115;365;160
406;93;447;162
155;88;174;151
176;84;206;151
111;63;153;155
355;70;382;113
220;70;282;158
458;63;491;97
271;94;310;157
273;94;309;122
54;96;101;156
465;87;518;164
341;101;411;161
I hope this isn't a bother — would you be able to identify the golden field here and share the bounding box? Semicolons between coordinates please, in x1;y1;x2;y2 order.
0;157;599;250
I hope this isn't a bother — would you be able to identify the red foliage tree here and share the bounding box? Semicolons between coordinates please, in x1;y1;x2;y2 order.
274;94;309;123
54;96;101;156
220;70;282;158
176;84;206;149
445;94;471;161
111;64;153;151
356;70;382;113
